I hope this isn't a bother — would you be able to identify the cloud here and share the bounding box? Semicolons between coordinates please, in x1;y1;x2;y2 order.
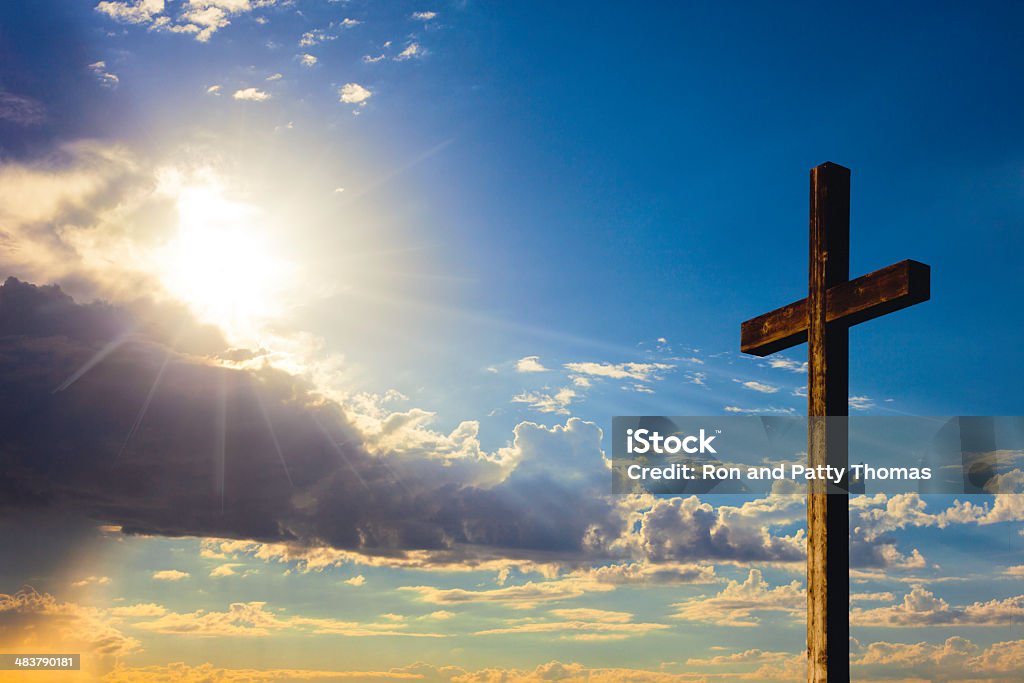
339;83;372;105
723;406;796;415
0;92;46;125
395;43;422;61
411;11;437;21
474;608;669;641
401;578;615;609
103;662;425;681
70;575;112;587
344;575;366;586
152;570;189;581
515;356;549;373
0;281;627;570
563;361;673;382
299;29;334;47
766;357;807;373
615;495;806;565
739;380;779;394
88;61;120;87
851;584;1024;627
210;564;240;577
511;387;576;414
206;84;222;94
233;87;271;101
299;53;318;67
363;54;386;64
0;587;140;667
849;395;876;410
265;73;282;81
669;569;804;627
109;603;167;617
95;0;267;43
132;600;442;638
95;0;165;24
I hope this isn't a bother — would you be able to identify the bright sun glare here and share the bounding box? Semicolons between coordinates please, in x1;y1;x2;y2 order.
157;179;293;344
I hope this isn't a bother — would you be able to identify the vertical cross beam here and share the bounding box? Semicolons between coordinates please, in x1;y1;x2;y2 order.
806;162;850;682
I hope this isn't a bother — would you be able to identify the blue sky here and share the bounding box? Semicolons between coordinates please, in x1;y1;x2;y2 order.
1;2;1023;682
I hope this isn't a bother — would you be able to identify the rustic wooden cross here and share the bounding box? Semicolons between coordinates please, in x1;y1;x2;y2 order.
739;162;930;682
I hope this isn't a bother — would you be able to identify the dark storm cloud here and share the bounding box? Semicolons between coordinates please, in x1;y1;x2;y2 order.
0;277;622;562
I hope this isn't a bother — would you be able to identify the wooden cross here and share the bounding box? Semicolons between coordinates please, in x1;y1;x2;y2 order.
739;162;930;682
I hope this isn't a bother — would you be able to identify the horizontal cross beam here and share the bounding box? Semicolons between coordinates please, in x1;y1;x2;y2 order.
741;259;930;357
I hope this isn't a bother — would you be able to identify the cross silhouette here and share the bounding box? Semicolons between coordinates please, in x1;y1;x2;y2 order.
740;162;931;682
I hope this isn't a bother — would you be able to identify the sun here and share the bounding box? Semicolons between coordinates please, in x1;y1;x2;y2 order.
157;178;294;344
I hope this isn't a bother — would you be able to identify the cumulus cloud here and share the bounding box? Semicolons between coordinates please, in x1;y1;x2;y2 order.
515;356;549;373
299;29;334;47
852;584;1024;627
411;11;437;21
339;82;372;105
95;0;268;42
0;587;140;670
299;53;318;67
233;87;270;101
152;570;189;581
95;0;165;24
669;569;804;627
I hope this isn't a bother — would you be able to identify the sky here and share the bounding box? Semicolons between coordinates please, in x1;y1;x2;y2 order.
0;1;1023;681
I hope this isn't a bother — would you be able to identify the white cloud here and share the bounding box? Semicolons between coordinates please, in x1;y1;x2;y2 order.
411;11;437;20
344;575;366;586
299;29;334;47
852;584;1024;627
338;83;372;105
363;54;386;64
206;84;222;94
739;380;779;394
339;18;360;28
849;395;876;410
232;87;270;101
563;361;673;382
299;53;318;67
95;0;165;24
395;43;422;61
724;405;796;415
767;357;807;373
88;61;119;87
670;569;804;627
96;0;267;43
265;73;282;81
512;387;576;415
210;564;240;577
515;356;549;373
152;569;189;581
